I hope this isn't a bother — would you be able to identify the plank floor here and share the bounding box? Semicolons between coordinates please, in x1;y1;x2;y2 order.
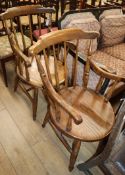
0;61;108;175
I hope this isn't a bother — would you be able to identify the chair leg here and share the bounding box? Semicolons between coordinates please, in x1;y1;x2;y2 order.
14;76;19;92
32;88;38;121
42;109;50;128
69;139;81;171
1;60;8;87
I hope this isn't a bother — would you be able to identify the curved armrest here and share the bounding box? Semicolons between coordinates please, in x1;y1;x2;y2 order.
94;62;116;74
36;57;83;125
9;33;31;67
90;59;123;81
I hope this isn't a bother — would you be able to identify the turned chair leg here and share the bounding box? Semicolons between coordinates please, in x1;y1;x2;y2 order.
14;76;19;92
42;110;50;128
69;139;81;171
1;60;8;87
32;88;38;121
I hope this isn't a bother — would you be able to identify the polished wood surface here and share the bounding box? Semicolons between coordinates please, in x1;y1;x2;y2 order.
29;28;118;171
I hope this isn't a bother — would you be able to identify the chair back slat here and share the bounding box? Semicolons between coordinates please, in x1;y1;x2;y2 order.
72;39;79;87
28;15;33;46
104;80;119;101
64;42;68;87
52;44;60;90
83;58;90;89
38;14;42;37
18;16;26;51
43;49;53;84
95;77;105;93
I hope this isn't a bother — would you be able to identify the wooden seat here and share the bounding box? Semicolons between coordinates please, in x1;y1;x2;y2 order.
0;5;58;120
29;28;121;171
51;86;114;141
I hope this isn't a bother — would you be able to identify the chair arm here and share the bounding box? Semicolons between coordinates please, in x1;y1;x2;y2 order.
9;33;31;67
90;59;123;81
36;57;83;125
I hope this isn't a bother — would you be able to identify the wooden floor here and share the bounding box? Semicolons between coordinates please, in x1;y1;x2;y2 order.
0;61;107;175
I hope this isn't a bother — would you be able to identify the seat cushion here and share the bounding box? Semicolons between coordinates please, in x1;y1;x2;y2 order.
100;14;125;48
17;55;65;88
50;86;115;141
101;43;125;61
64;17;100;56
89;50;125;79
99;8;123;21
61;12;95;29
0;32;31;59
33;27;58;40
0;20;17;31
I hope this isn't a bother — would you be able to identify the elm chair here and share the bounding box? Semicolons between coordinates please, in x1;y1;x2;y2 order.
0;5;63;120
29;28;121;171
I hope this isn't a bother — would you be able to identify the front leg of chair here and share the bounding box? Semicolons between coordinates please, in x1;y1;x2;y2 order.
32;88;38;121
69;139;81;171
42;108;50;128
14;75;19;92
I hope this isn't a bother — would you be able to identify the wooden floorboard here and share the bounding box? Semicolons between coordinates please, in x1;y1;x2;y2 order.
0;62;106;175
0;143;17;175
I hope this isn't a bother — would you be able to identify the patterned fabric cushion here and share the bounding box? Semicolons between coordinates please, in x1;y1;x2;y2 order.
89;50;125;78
20;15;44;26
33;27;58;40
100;15;125;48
61;12;95;29
101;43;125;61
99;9;123;21
0;33;31;59
17;55;65;87
0;20;17;31
64;18;100;56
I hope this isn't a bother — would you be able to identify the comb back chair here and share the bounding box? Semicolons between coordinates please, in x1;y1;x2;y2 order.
29;28;121;171
0;5;63;120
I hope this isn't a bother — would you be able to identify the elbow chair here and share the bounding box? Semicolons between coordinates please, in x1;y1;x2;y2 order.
29;28;122;171
0;5;64;120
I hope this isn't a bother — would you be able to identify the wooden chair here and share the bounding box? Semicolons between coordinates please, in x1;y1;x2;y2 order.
0;5;61;120
29;28;122;171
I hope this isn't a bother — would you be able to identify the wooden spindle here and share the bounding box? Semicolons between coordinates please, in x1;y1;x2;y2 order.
105;80;119;101
53;44;60;90
38;14;42;37
73;39;79;87
96;77;105;93
28;15;33;46
19;16;26;51
43;49;52;84
64;42;68;87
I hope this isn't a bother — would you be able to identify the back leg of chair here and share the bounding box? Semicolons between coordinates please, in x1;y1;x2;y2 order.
14;75;20;92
